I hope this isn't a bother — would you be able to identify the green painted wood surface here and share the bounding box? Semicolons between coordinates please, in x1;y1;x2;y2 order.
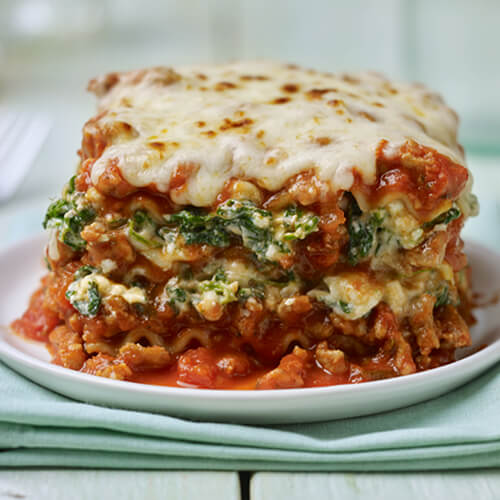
0;471;240;500
251;471;500;500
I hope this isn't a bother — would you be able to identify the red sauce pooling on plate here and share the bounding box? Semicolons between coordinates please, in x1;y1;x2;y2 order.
130;364;352;390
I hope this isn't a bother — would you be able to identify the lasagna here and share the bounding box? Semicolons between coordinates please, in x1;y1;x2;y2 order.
12;61;479;389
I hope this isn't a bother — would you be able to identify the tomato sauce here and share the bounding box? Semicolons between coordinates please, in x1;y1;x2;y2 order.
128;346;386;390
11;286;60;342
353;140;469;219
130;364;269;390
130;362;354;390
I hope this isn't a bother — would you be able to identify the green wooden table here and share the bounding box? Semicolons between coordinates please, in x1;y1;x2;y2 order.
2;470;500;499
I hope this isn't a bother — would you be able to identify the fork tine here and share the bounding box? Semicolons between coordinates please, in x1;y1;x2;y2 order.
0;113;51;201
0;114;27;162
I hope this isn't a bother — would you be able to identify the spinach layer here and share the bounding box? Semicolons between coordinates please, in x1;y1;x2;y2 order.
43;176;96;251
128;199;319;264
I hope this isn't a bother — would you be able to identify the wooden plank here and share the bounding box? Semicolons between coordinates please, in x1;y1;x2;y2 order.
251;471;500;500
0;471;240;500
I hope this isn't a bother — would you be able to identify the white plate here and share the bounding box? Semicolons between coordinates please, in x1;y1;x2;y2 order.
1;233;499;424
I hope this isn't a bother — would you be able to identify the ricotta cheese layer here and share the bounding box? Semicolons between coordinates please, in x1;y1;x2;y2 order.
88;61;466;207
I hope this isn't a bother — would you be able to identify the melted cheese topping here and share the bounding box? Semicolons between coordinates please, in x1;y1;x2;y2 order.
88;61;465;207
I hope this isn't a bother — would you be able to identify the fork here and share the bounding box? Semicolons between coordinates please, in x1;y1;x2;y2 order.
0;110;52;202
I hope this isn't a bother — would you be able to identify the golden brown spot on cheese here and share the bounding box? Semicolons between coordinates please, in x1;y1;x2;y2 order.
256;130;265;139
202;130;217;138
359;111;376;122
336;109;345;115
240;74;269;81
372;102;385;108
215;81;237;91
121;122;134;134
306;88;336;100
314;137;332;146
149;141;165;151
327;99;344;107
271;97;291;105
266;156;277;165
142;67;182;86
286;64;300;70
196;121;206;128
90;67;181;98
281;83;300;93
196;73;207;80
219;118;254;131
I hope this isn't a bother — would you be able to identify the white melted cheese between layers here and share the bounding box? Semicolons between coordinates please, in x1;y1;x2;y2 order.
89;61;467;207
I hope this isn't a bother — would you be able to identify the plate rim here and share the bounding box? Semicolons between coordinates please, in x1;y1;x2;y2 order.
1;232;499;403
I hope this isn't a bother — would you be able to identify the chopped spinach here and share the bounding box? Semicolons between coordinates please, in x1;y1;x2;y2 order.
66;280;101;318
237;285;265;301
166;286;188;313
279;205;320;241
217;199;277;259
128;210;162;249
66;175;76;195
213;267;227;282
162;275;192;314
74;265;98;281
43;178;96;251
198;275;238;305
346;197;385;266
171;287;187;303
434;284;451;308
43;199;72;228
423;207;461;229
162;200;281;261
164;269;239;315
58;206;96;251
338;300;353;314
160;200;318;263
313;293;354;316
164;209;230;247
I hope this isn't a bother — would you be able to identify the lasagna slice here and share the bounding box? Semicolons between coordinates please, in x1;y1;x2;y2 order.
12;61;478;389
